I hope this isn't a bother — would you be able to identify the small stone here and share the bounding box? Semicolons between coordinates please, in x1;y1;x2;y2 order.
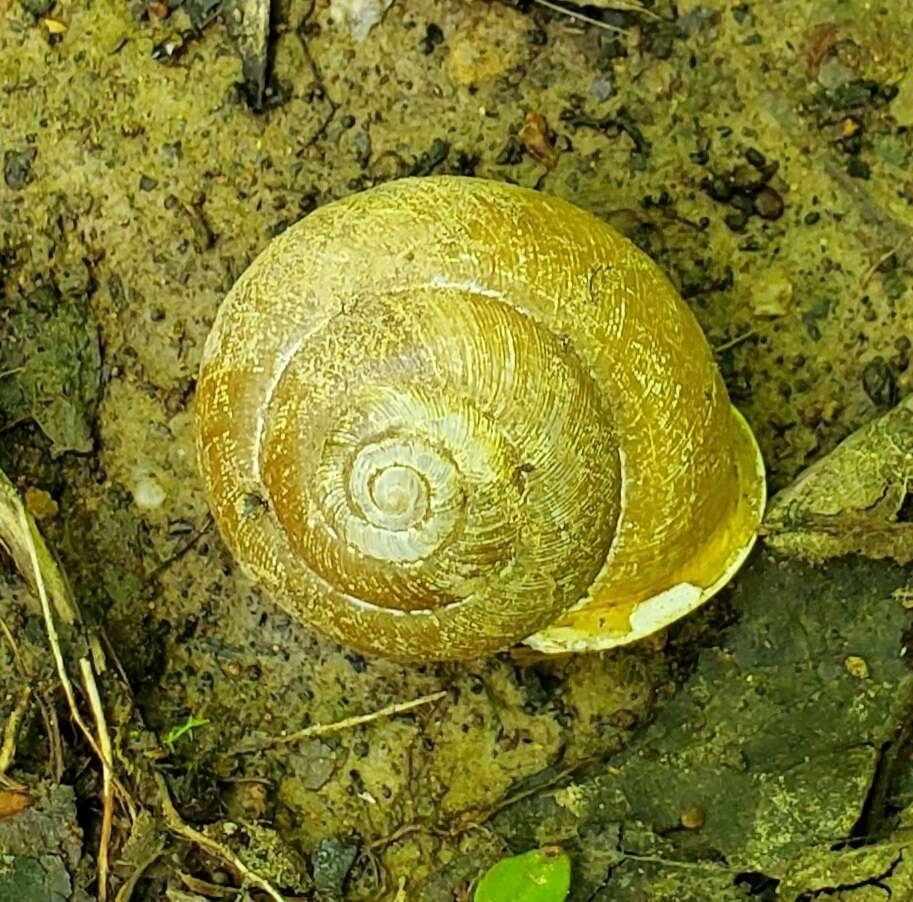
744;147;766;168
447;4;527;88
4;148;37;189
329;0;394;41
704;174;733;203
352;130;372;166
862;357;898;409
312;837;359;900
730;193;755;214
589;75;614;103
844;656;869;680
420;22;444;54
816;60;856;90
894;588;913;610
750;267;793;317
680;804;705;829
731;164;763;191
139;174;158;191
133;473;166;510
753;186;785;220
847;158;870;179
724;210;748;232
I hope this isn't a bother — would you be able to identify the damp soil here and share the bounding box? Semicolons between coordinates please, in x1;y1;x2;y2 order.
1;0;913;899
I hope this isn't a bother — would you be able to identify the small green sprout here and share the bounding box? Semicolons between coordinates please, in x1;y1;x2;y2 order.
162;714;210;754
474;846;571;902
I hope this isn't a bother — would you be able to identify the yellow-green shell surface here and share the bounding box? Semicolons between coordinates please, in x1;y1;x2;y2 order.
196;177;765;660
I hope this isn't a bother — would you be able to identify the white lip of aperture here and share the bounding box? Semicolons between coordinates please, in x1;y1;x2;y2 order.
523;406;767;654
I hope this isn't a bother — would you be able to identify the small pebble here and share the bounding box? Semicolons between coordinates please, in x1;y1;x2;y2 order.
724;210;748;232
750;268;793;316
847;158;870;179
704;174;733;203
589;75;614;103
139;174;158;191
753;186;784;220
744;147;766;168
133;474;167;510
420;21;444;54
731;163;763;191
730;193;755;214
862;356;898;409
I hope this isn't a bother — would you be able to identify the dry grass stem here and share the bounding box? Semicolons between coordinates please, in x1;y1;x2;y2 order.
81;657;115;902
17;504;135;809
713;316;788;353
859;232;913;294
245;689;448;752
530;0;629;34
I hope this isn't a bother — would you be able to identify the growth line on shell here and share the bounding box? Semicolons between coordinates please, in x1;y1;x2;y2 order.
251;336;303;481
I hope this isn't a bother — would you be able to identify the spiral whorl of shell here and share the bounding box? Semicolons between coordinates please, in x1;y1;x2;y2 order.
196;177;763;660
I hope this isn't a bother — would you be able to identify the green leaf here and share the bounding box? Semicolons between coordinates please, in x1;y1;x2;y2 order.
162;715;210;753
474;847;571;902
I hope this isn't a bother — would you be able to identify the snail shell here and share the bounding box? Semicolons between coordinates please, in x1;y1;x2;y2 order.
196;177;765;661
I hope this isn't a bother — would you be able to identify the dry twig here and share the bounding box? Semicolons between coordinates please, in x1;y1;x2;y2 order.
155;772;286;902
859;232;913;294
712;316;786;353
0;684;31;790
530;0;629;33
241;690;448;753
0;613;63;779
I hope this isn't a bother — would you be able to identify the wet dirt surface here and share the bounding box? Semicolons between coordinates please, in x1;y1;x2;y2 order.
1;0;913;898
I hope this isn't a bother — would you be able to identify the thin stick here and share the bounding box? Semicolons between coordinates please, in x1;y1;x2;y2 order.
155;772;287;902
243;690;448;752
712;315;786;353
81;657;114;902
0;614;27;673
0;612;62;778
713;327;765;353
0;685;31;789
530;0;629;34
859;232;913;293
